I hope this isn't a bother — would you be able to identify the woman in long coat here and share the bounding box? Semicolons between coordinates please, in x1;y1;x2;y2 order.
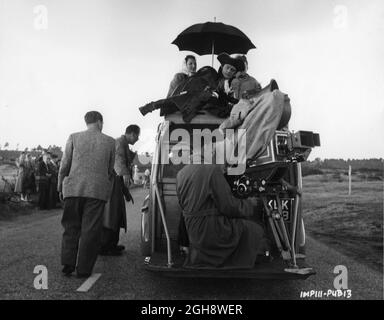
35;154;51;210
14;153;26;200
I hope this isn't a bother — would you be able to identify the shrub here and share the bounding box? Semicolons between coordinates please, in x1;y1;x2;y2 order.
332;172;343;182
302;167;324;177
367;175;383;181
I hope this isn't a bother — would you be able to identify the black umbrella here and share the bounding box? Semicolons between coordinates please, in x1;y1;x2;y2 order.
172;21;256;65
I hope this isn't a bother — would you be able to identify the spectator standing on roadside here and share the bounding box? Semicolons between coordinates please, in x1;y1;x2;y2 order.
36;151;52;209
22;153;36;202
48;154;59;208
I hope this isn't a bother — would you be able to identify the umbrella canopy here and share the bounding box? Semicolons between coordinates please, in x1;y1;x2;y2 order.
172;21;256;56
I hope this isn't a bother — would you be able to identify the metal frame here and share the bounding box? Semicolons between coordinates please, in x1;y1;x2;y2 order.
259;162;304;268
147;120;312;275
291;162;303;257
150;121;174;267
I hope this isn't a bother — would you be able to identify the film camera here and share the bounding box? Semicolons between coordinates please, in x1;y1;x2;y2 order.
227;130;320;199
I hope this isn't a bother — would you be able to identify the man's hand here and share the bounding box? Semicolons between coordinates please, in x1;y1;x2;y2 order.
59;192;64;202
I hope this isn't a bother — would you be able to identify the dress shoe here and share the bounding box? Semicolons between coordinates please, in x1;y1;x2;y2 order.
62;265;75;276
99;248;122;256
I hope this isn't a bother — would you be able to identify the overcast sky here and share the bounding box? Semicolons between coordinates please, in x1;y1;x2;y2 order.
0;0;383;159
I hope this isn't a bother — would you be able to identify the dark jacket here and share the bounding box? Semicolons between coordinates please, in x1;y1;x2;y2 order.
103;173;127;231
159;66;227;121
103;136;135;231
36;160;50;184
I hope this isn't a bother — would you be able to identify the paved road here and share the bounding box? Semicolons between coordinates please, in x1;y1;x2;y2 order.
0;188;382;300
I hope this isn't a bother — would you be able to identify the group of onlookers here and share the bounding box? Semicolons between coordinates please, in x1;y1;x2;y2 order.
14;151;60;210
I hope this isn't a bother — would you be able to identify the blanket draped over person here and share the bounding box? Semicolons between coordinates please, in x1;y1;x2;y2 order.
176;164;265;269
140;66;236;122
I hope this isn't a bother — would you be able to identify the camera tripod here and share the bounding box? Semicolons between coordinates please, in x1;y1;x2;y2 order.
255;163;305;271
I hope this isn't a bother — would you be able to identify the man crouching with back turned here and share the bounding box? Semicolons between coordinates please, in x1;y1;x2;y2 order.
58;111;115;278
176;150;267;269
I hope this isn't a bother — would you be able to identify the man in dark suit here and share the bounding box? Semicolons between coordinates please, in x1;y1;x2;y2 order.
36;152;52;210
100;125;140;256
58;111;115;278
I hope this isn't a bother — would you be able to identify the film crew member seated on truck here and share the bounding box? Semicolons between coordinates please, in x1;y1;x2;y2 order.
176;151;268;269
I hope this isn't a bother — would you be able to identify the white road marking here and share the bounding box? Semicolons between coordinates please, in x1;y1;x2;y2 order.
76;273;102;292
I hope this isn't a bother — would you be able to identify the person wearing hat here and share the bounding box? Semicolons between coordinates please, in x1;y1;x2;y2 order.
231;55;261;100
203;53;243;118
99;124;140;256
217;52;245;96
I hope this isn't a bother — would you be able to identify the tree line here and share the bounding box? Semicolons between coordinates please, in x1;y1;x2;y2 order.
309;158;382;170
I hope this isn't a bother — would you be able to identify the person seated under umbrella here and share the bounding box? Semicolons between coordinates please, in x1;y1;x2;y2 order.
216;53;244;98
167;55;197;98
197;52;244;119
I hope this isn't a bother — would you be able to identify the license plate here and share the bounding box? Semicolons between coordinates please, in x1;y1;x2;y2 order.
267;199;293;221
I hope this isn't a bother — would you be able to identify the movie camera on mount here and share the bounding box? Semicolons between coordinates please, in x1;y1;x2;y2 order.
227;130;320;199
